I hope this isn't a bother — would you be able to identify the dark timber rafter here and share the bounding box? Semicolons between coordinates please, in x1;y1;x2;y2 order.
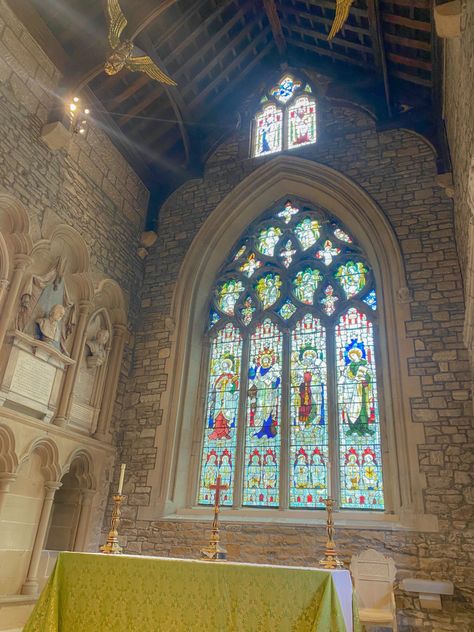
367;0;392;118
262;0;287;58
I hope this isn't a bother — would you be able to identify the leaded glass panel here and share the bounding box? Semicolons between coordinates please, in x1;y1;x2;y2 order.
243;319;282;507
254;104;283;156
288;96;316;149
198;323;242;505
202;197;384;513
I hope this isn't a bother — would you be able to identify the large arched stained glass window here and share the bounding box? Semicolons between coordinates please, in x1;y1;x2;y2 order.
253;75;317;157
199;198;384;511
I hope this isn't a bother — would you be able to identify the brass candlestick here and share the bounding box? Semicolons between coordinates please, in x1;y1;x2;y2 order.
319;498;344;569
100;494;125;554
200;476;228;561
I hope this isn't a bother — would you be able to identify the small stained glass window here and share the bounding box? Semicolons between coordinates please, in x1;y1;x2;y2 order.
288;96;317;149
254;104;283;156
202;197;383;513
253;74;317;157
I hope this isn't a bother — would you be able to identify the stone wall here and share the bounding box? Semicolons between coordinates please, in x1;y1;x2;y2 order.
0;0;149;441
119;99;474;630
444;0;474;275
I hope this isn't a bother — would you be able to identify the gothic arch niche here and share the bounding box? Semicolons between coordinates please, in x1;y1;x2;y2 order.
45;451;96;553
0;223;94;422
146;156;434;531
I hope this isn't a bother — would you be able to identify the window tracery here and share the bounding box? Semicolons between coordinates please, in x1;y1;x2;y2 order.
199;197;384;511
253;75;317;157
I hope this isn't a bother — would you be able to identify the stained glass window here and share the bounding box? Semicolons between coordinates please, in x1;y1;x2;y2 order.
290;315;328;508
243;319;282;507
288;96;316;149
201;197;384;513
253;74;317;157
254;104;283;157
336;308;384;509
198;323;242;505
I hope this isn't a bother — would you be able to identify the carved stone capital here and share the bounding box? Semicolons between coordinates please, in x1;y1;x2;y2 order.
397;286;411;304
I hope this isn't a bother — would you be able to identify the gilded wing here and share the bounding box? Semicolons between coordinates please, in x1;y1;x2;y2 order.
327;0;354;40
105;0;127;49
126;55;177;86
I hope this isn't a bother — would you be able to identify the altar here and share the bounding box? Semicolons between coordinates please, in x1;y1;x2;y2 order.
24;552;359;631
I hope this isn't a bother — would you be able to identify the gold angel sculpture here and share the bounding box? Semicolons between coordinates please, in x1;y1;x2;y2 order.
104;0;176;85
328;0;354;40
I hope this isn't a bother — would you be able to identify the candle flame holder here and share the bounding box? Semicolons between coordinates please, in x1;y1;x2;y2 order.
319;498;344;569
100;494;125;555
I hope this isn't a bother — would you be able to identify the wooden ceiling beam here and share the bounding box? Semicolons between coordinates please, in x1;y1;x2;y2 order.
279;4;368;37
151;0;210;49
108;75;151;109
287;38;367;66
137;31;193;166
262;0;286;57
367;0;392;117
163;1;253;80
383;32;431;52
117;85;164;127
381;0;430;8
381;14;431;32
306;0;366;18
183;15;265;98
386;52;432;71
391;69;432;87
206;41;274;113
284;22;373;54
188;27;272;109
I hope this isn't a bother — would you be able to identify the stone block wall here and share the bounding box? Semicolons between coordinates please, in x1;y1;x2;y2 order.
444;0;474;275
119;100;474;630
0;0;149;439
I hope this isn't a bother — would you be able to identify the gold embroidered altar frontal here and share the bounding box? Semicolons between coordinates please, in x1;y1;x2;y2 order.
24;552;358;631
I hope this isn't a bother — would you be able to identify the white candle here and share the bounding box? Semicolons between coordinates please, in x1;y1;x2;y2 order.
327;460;332;496
117;463;126;495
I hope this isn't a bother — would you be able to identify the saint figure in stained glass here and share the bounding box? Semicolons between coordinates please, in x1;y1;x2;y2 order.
207;353;239;440
288;96;316;148
240;296;255;326
336;261;367;298
341;341;375;437
249;346;281;439
334;228;352;243
316;240;341;265
255;104;282;156
295;218;320;250
256;226;282;256
216;279;244;314
255;273;282;309
279;239;297;268
293;268;322;304
240;253;262;277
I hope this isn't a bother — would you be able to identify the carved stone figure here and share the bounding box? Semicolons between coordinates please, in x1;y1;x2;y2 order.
86;328;110;368
36;304;65;347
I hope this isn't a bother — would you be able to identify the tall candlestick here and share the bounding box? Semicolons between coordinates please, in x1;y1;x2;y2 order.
319;498;344;569
117;463;126;495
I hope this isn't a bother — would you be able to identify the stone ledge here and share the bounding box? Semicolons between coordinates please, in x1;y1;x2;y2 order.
165;507;440;532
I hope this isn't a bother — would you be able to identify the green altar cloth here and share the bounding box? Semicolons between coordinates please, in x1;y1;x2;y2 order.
24;552;358;631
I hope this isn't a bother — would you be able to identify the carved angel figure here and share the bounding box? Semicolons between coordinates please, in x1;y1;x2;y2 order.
328;0;354;40
104;0;177;85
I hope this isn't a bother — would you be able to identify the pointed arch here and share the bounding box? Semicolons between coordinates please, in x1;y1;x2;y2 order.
20;437;61;483
0;424;19;474
146;155;432;531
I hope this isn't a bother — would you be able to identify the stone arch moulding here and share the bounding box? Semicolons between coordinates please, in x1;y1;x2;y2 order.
0;423;19;474
0;190;33;261
20;437;62;483
143;155;435;531
63;448;97;491
93;278;127;326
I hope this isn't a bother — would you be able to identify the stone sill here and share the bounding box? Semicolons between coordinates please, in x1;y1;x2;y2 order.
0;595;37;606
164;507;439;532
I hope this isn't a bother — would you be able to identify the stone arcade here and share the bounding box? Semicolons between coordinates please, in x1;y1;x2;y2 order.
0;1;473;630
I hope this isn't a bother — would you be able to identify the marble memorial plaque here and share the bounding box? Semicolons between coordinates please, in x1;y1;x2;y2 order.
10;350;55;405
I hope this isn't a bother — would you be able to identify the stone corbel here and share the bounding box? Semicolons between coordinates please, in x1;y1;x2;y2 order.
0;254;31;350
54;300;93;428
93;323;127;442
434;1;461;39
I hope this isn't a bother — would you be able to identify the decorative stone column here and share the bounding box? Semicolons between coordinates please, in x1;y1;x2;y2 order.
0;254;31;349
73;489;96;551
0;473;17;516
21;481;61;595
54;300;92;427
93;323;127;442
0;278;10;312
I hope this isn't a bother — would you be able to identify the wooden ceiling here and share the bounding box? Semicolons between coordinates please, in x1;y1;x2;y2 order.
8;0;443;220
